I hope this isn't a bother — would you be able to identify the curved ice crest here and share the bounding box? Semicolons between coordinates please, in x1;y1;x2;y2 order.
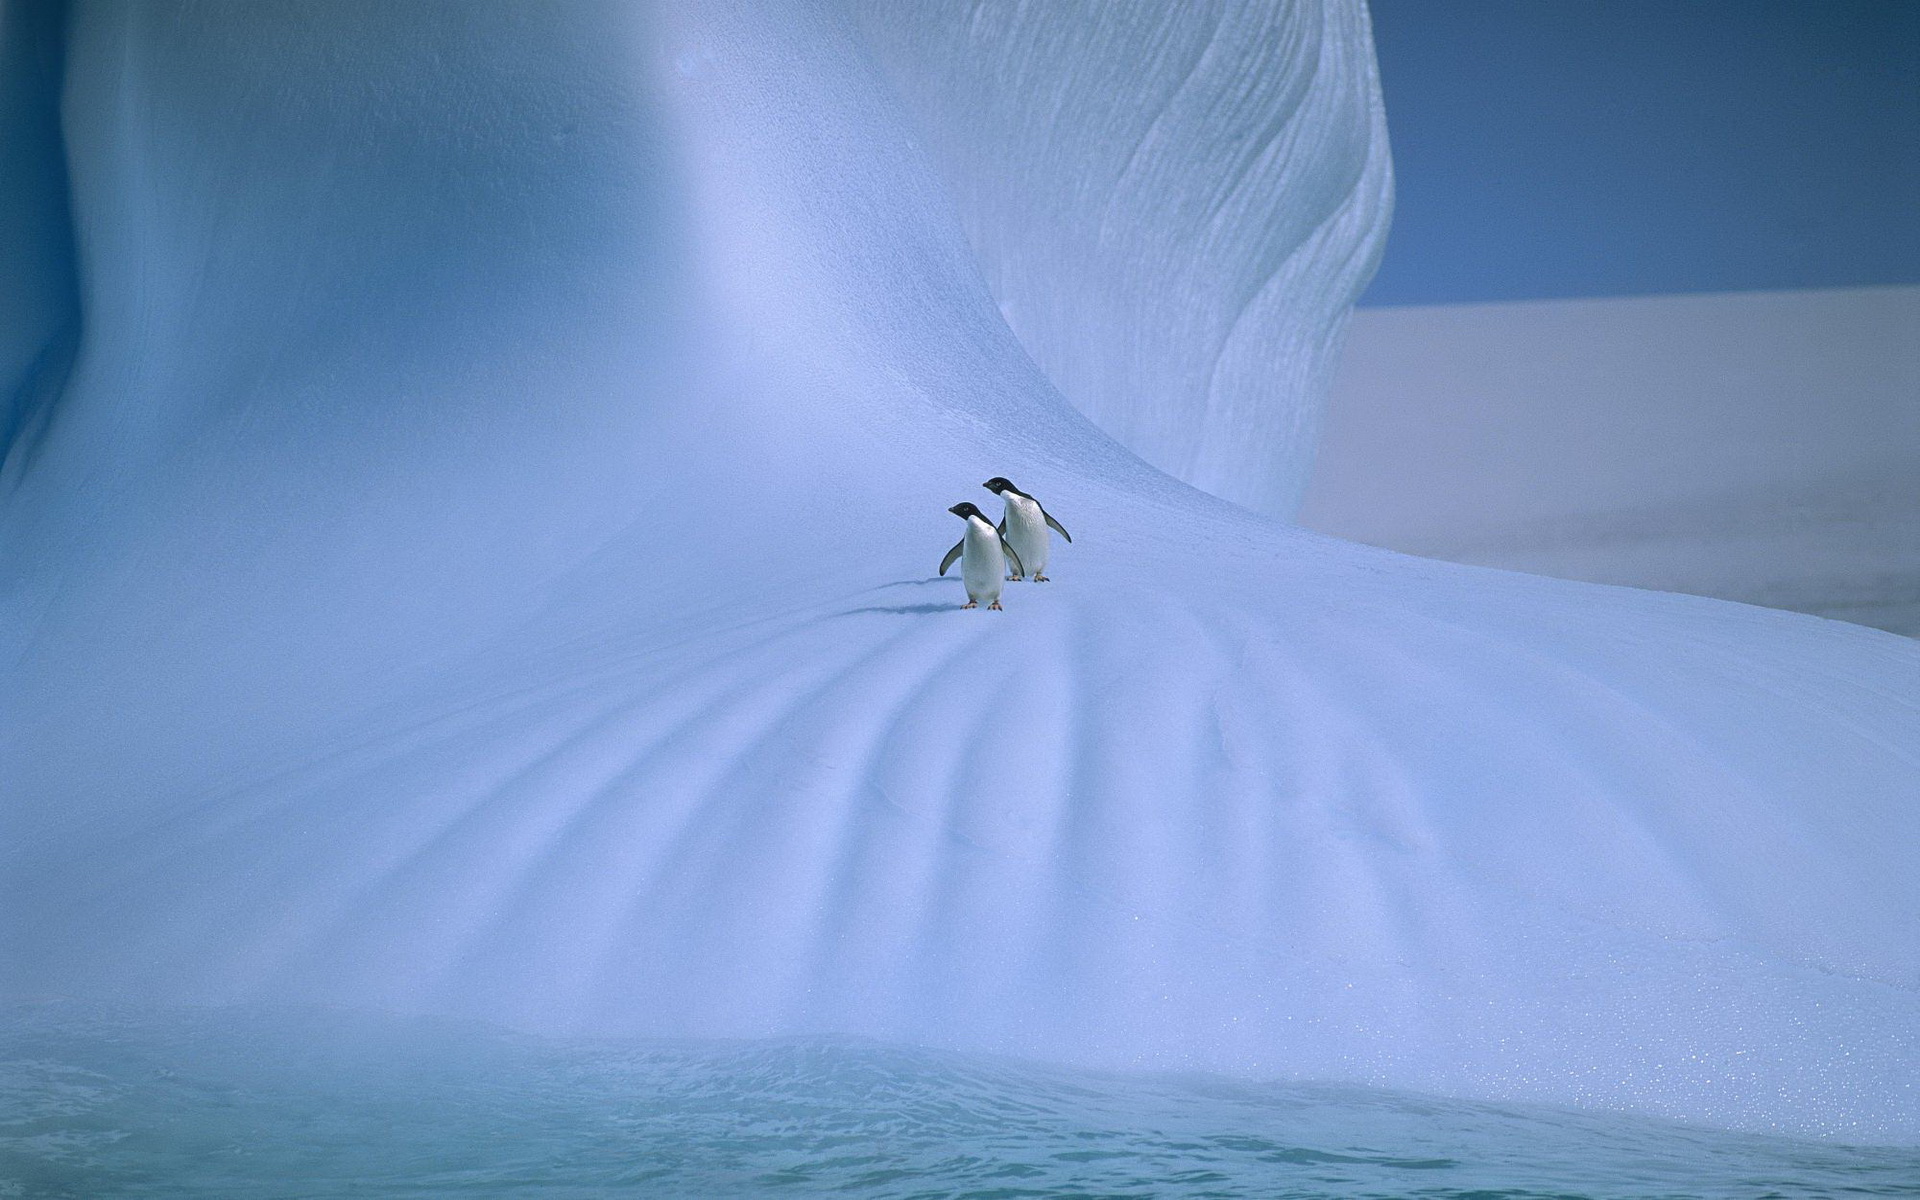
850;0;1392;515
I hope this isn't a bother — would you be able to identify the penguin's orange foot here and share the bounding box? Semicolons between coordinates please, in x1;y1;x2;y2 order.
1006;574;1022;582
989;600;1003;610
962;600;978;609
1034;574;1049;582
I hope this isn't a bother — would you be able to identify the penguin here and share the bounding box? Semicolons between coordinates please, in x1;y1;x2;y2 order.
983;477;1071;581
939;502;1024;609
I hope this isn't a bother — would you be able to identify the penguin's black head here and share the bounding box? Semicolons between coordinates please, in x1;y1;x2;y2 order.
983;476;1019;496
949;502;984;520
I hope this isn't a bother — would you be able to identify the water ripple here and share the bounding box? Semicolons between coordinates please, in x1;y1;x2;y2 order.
3;1004;1915;1199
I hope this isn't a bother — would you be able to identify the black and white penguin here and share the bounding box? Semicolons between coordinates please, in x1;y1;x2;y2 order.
983;477;1071;581
940;502;1024;609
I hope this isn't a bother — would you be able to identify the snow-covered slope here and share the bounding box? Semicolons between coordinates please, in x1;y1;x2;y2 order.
3;0;1916;1142
1302;287;1920;635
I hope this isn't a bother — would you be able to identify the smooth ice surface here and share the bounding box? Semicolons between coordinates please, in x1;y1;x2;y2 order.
3;0;1917;1146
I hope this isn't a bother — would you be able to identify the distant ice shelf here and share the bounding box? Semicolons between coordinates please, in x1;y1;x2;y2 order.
1303;286;1920;637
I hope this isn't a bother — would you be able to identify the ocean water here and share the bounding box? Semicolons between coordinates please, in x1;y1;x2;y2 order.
1;1005;1914;1198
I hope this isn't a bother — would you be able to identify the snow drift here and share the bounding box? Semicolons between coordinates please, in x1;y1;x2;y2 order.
2;0;1916;1142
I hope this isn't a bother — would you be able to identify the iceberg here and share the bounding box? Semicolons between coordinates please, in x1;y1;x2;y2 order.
2;0;1915;1143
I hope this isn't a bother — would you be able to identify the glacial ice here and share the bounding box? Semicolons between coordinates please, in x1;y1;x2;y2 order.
2;0;1916;1144
847;0;1393;517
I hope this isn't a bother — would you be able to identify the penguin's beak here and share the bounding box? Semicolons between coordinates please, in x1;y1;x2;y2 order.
948;504;967;517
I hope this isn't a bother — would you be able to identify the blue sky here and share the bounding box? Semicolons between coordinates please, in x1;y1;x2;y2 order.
1359;0;1920;307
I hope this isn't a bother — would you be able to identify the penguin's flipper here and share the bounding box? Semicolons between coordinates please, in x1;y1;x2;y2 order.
939;539;964;577
999;539;1024;579
997;516;1007;537
1043;510;1072;543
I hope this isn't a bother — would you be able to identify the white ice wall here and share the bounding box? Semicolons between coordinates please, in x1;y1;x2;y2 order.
844;0;1392;517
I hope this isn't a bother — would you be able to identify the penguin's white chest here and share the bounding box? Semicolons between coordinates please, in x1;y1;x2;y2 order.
961;517;1005;603
1001;494;1048;576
